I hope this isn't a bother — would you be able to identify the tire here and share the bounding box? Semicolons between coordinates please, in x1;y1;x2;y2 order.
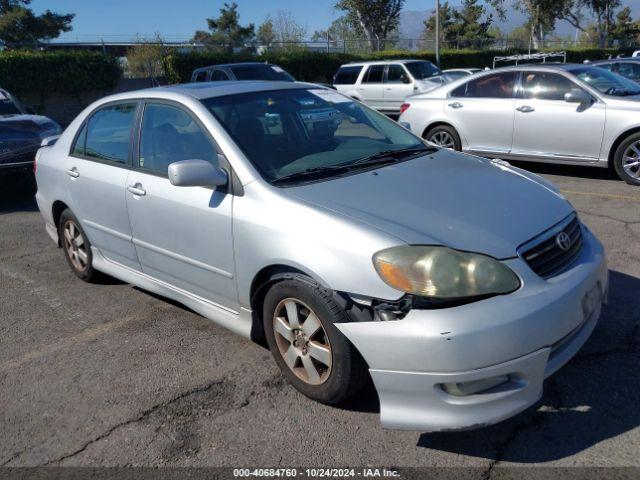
613;133;640;185
58;208;98;282
263;276;367;405
424;124;462;151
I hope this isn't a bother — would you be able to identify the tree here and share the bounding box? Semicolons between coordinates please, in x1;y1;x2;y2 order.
423;0;493;48
555;0;620;47
0;0;74;48
192;2;255;52
126;34;167;83
609;6;639;45
336;0;404;51
312;15;364;46
450;0;494;40
423;1;457;45
257;16;275;46
272;10;307;48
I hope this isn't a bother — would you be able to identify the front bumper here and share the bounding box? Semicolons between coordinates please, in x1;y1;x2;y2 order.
336;227;607;431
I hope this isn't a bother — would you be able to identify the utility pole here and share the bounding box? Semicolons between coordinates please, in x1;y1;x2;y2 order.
435;0;440;67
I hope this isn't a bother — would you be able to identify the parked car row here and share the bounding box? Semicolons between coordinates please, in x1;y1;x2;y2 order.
0;88;61;175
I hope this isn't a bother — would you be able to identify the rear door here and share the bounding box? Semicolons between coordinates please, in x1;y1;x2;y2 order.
356;65;385;110
445;71;517;154
124;101;237;309
511;71;605;160
65;101;141;270
383;64;415;112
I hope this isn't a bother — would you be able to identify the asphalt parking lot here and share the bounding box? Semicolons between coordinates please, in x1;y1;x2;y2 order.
1;162;639;474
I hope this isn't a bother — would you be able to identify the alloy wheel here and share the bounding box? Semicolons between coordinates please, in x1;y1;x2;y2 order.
272;298;332;385
63;220;89;272
429;131;455;149
622;141;640;180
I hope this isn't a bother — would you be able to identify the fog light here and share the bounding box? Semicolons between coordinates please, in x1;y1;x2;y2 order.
441;375;510;396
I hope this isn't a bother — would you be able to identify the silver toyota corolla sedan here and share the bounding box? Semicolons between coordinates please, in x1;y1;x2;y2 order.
398;63;640;185
35;81;607;431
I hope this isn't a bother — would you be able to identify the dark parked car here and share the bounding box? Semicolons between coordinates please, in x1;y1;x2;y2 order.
191;62;296;83
0;88;61;174
591;57;640;83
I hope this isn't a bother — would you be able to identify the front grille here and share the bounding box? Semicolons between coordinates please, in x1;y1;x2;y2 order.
521;216;583;278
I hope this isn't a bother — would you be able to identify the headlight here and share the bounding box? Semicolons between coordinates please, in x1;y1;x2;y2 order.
373;246;520;299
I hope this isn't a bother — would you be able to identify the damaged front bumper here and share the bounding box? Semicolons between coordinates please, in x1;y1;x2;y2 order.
336;227;608;431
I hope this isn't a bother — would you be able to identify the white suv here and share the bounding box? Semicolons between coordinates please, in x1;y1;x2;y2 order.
332;60;445;114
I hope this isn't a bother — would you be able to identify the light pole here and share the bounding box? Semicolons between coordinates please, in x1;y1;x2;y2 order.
435;0;440;67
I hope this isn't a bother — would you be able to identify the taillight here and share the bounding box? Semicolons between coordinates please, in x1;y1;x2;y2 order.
399;103;411;115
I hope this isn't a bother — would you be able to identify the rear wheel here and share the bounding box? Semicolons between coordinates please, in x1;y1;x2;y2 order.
59;209;98;282
263;276;367;405
613;133;640;185
424;124;461;151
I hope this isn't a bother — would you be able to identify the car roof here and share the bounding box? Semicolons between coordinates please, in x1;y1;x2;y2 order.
108;81;318;101
590;57;640;64
193;62;277;71
340;59;430;67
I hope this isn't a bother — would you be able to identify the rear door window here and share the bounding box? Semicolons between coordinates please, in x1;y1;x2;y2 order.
211;69;230;81
451;72;517;98
194;70;208;82
78;103;137;164
362;65;384;83
333;66;363;85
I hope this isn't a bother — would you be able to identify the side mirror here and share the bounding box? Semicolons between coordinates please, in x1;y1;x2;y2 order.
168;159;228;188
402;75;411;84
25;105;37;114
564;88;591;106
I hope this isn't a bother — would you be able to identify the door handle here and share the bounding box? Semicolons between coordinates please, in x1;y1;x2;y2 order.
66;167;79;178
516;105;535;113
448;102;463;109
127;183;146;196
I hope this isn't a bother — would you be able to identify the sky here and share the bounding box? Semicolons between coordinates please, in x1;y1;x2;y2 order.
31;0;438;42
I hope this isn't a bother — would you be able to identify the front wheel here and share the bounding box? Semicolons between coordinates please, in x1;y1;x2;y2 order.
424;124;461;151
613;133;640;185
263;277;367;405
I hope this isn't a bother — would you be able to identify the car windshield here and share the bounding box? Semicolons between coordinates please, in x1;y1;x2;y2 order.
230;64;295;82
0;90;23;115
202;88;426;184
569;66;640;96
405;61;441;79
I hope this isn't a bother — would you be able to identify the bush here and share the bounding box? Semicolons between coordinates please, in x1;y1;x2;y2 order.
0;50;122;96
164;46;638;84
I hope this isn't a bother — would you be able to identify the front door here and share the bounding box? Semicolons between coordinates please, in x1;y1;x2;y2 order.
446;71;518;153
511;71;606;160
125;101;237;310
65;102;140;270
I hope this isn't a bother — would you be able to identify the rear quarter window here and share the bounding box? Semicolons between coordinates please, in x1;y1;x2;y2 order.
333;66;363;85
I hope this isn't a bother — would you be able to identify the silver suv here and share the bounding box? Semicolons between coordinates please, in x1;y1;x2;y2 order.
333;60;445;114
35;81;607;431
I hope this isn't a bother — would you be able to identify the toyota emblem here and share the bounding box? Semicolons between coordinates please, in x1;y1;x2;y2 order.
555;231;572;251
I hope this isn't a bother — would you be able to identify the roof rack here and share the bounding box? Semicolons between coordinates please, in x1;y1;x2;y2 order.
492;51;566;68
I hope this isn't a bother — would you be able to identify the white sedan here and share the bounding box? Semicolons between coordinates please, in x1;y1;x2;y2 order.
399;63;640;185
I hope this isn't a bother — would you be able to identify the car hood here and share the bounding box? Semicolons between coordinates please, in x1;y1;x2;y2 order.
0;114;59;139
286;149;573;259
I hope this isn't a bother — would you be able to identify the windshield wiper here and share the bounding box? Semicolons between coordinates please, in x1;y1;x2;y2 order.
271;146;434;185
352;145;434;166
271;164;353;185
